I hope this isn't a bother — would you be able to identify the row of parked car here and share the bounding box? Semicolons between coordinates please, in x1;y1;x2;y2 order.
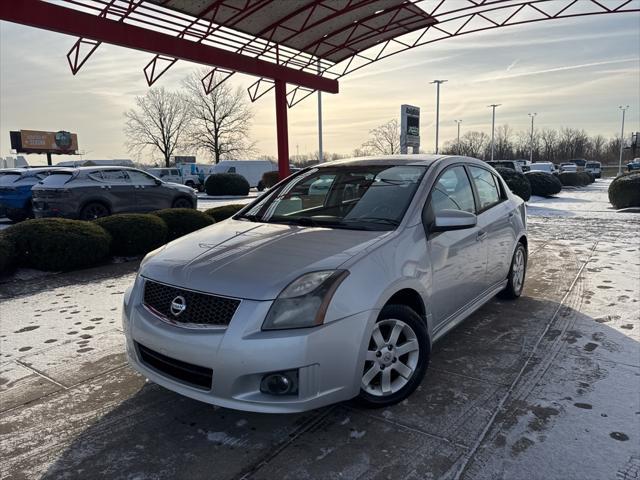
487;159;603;178
0;166;197;222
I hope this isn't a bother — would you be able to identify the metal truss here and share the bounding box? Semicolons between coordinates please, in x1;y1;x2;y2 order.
48;0;640;105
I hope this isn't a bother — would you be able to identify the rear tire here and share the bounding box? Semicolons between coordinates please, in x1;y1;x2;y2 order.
80;202;109;220
356;304;430;408
499;242;527;299
172;197;192;209
6;207;28;223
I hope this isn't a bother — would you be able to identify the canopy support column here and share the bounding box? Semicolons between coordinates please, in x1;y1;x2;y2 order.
275;79;290;179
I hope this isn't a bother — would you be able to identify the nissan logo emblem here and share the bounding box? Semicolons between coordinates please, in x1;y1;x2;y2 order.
170;296;187;316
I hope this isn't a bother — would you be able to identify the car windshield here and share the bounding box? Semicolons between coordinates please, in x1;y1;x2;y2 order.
238;165;427;231
39;172;74;187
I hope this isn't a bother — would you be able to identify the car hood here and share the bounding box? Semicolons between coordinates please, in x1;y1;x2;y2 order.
140;219;388;300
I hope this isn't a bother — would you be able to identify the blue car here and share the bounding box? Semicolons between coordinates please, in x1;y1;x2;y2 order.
0;167;63;222
628;159;640;172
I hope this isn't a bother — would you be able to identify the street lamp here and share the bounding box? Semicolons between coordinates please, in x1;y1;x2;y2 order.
488;104;501;161
454;120;462;154
618;105;629;176
431;79;447;154
528;113;537;163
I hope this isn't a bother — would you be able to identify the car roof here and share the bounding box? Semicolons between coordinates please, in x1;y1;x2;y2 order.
318;154;470;168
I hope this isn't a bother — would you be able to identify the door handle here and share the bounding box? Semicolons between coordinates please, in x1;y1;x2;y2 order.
508;211;515;218
476;231;488;241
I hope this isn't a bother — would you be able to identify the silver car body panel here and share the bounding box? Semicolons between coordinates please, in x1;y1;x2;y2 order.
123;155;527;413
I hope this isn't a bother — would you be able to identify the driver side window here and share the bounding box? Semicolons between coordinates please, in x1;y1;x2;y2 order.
430;166;476;215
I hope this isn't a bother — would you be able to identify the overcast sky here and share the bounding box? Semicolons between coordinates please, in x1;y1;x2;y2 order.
1;11;638;165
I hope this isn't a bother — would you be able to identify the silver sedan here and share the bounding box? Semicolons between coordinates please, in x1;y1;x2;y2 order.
122;155;527;413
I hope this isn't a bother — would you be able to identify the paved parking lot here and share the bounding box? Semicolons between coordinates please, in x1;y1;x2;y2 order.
1;183;638;480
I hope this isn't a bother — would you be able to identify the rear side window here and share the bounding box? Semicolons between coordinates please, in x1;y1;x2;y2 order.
468;166;501;211
40;172;74;187
101;170;128;183
430;166;475;214
0;173;21;185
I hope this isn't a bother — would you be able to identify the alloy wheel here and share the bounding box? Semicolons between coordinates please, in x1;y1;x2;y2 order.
512;248;525;294
361;319;420;396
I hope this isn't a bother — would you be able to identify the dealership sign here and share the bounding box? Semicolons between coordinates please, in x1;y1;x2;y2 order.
10;129;79;154
400;105;420;154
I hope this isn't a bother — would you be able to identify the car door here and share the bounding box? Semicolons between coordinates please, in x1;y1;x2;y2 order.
127;170;171;211
467;165;515;289
425;165;487;326
95;169;136;213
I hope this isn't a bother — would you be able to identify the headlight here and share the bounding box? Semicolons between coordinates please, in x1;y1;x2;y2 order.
262;270;349;330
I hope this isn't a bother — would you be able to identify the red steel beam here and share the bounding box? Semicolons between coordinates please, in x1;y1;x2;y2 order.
274;79;290;179
0;0;339;94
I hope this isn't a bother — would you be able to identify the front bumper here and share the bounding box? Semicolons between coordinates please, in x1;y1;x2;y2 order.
123;277;376;413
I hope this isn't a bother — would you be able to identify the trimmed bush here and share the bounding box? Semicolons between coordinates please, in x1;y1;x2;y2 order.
205;173;250;196
204;204;245;222
261;171;280;190
525;171;562;197
0;235;16;275
559;172;586;187
95;214;168;257
152;208;214;241
579;171;595;184
495;167;531;201
5;218;110;271
608;171;640;209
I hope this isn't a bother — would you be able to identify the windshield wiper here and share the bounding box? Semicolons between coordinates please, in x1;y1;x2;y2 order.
344;217;400;226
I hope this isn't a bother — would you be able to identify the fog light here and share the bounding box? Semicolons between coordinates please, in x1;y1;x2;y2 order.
260;370;298;396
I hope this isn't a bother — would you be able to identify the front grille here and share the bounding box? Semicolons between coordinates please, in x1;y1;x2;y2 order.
143;279;240;327
136;342;212;390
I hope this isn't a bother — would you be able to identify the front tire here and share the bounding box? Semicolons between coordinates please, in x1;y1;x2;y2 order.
356;304;430;408
499;242;527;299
172;197;192;209
257;181;265;192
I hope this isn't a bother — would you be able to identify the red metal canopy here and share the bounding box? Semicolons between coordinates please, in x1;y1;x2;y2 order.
1;0;638;178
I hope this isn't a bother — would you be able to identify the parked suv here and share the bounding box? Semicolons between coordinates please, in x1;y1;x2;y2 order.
32;167;197;220
0;167;63;222
123;155;527;413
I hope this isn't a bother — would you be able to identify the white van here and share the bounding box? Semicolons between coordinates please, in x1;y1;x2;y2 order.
207;160;277;190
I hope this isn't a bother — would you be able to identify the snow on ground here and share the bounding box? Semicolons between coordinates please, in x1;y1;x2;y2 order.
526;178;621;219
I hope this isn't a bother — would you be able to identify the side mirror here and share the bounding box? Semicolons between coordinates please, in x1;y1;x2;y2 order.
432;209;477;232
154;179;162;186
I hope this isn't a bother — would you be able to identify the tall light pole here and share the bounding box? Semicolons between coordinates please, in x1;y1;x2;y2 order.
618;105;629;176
431;79;447;154
488;104;501;160
528;112;537;163
454;120;462;154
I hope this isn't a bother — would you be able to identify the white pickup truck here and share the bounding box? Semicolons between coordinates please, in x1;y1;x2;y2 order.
147;168;202;190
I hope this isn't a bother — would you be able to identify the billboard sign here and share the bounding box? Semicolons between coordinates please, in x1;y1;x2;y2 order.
400;105;420;154
10;130;79;154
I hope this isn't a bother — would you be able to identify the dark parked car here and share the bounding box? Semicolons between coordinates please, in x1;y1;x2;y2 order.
0;167;64;222
31;167;197;220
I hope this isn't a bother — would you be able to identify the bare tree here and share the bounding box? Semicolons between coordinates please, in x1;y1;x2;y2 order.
124;87;191;167
183;70;255;163
362;119;401;155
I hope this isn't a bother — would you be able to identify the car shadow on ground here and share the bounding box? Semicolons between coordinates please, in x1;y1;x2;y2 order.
28;296;638;480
